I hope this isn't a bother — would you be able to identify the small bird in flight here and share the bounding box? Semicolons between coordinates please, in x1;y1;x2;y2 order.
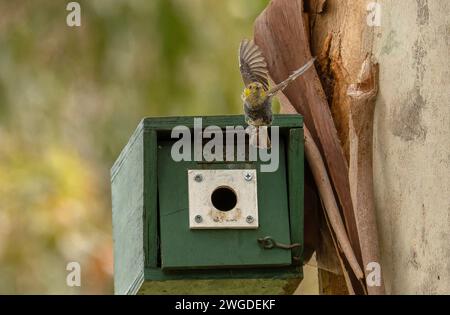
239;39;316;148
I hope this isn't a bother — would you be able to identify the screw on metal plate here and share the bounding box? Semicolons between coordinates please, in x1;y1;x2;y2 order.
194;174;203;182
194;215;203;223
243;172;253;181
188;169;258;229
246;215;254;223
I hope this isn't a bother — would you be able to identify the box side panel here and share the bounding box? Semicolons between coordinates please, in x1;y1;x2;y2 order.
143;129;158;267
287;128;304;264
111;129;145;294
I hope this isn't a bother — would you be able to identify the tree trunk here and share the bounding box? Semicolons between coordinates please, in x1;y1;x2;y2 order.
256;0;450;294
308;0;450;294
307;0;385;294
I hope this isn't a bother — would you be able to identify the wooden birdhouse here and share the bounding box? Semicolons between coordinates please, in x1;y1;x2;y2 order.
111;114;304;294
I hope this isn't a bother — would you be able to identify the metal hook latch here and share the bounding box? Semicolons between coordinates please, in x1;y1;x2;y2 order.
257;236;301;261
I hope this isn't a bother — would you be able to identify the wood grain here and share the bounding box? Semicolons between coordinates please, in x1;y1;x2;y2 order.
111;124;145;294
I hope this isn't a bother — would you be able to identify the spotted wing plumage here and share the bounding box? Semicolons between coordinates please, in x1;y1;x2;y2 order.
238;39;269;90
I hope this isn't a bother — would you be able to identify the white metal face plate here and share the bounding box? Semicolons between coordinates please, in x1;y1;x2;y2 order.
188;169;258;229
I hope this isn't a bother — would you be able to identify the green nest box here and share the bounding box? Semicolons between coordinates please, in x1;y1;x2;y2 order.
111;115;304;294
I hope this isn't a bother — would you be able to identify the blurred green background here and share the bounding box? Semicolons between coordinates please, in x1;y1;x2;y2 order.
0;0;273;294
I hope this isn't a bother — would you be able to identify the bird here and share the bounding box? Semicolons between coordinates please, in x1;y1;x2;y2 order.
238;39;316;148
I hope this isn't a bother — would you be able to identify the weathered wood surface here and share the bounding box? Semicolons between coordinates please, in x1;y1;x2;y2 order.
111;124;145;295
254;0;363;273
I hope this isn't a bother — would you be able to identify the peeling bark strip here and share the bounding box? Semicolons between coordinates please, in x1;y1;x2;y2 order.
304;126;364;281
254;0;363;268
306;0;386;294
348;58;385;295
279;92;365;294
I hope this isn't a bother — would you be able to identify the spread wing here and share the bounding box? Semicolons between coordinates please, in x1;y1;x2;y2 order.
267;57;316;97
238;39;269;90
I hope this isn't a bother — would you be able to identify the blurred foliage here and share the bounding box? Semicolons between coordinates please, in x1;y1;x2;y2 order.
0;0;271;294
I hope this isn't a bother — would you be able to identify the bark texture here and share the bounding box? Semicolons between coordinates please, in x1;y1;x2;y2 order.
254;0;363;268
254;0;370;294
